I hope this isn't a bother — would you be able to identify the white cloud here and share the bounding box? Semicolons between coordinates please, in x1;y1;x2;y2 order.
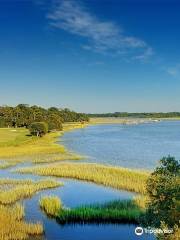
47;0;153;60
133;47;154;61
167;63;180;77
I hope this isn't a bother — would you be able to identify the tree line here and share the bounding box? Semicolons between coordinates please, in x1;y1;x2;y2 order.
0;104;89;131
88;112;180;118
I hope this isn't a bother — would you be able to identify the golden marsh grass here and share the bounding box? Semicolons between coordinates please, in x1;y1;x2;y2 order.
39;195;62;216
0;161;19;169
0;203;43;240
0;177;62;239
17;162;149;194
0;178;62;204
31;152;83;164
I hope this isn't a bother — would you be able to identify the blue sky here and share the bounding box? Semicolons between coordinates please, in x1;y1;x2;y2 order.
0;0;180;113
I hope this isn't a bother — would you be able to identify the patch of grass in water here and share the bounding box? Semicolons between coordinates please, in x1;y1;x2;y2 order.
57;200;144;224
16;162;149;194
0;178;62;205
39;195;62;216
39;195;144;224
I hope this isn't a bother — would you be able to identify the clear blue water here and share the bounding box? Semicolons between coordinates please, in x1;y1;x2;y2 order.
1;166;154;240
61;121;180;170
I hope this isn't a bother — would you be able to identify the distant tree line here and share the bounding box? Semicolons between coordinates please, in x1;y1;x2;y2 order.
88;112;180;118
0;104;89;131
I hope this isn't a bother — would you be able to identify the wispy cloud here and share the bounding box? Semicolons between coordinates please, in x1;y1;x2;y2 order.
133;47;154;61
166;63;180;77
47;0;153;60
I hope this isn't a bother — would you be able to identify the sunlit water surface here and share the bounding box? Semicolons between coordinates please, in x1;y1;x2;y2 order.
61;121;180;169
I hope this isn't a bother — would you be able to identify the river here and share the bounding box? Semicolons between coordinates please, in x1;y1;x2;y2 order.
61;120;180;170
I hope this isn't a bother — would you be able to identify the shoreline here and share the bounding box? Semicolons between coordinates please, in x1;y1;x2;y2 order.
89;117;180;125
0;122;87;159
89;117;155;125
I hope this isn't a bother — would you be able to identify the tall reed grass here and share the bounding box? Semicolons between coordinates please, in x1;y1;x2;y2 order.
57;199;143;224
0;179;62;204
17;162;149;194
39;195;62;216
0;178;33;187
39;195;145;224
0;203;43;240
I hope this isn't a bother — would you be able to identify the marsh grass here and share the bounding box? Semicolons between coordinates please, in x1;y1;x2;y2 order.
0;203;43;240
39;195;62;216
0;178;33;185
17;162;149;194
0;179;62;204
39;195;144;224
32;153;83;164
0;178;62;239
0;161;19;169
0;151;83;170
57;200;143;224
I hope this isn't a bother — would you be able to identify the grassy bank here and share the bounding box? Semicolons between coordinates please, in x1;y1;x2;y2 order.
0;128;33;147
0;129;64;158
0;123;87;162
16;162;149;194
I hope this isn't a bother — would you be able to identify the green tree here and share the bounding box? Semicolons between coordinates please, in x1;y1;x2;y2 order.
0;104;89;127
0;118;5;128
29;122;48;137
145;156;180;239
47;113;63;131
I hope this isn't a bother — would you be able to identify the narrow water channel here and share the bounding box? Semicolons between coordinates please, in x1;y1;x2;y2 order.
0;162;155;240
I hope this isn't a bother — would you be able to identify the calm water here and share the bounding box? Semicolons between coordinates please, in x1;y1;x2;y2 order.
61;121;180;170
0;166;154;240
